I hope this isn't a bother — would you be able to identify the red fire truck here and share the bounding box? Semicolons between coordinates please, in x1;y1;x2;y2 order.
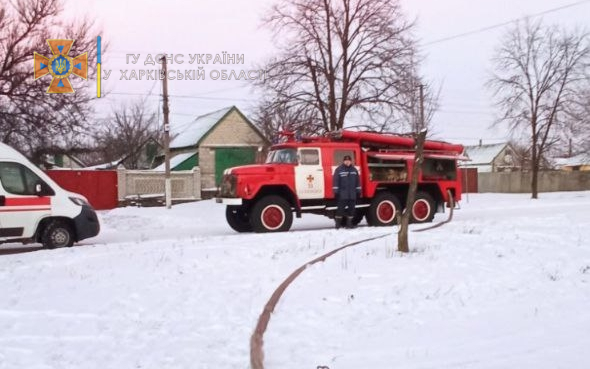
216;130;464;233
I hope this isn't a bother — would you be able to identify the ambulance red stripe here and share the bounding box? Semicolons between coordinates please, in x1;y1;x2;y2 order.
4;197;51;206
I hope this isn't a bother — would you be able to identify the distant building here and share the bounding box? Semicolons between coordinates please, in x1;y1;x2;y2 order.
461;142;519;172
41;153;86;169
86;137;162;170
154;106;269;192
553;153;590;171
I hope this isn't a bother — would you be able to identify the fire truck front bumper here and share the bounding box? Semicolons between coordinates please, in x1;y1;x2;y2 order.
215;198;243;206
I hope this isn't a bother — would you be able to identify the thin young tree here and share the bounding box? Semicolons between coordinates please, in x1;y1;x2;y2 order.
397;83;427;253
488;19;590;198
94;100;160;169
257;0;419;132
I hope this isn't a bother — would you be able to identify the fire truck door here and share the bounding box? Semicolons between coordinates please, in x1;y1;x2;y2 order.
295;148;325;199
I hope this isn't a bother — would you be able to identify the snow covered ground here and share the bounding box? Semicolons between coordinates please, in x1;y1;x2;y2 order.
1;192;589;369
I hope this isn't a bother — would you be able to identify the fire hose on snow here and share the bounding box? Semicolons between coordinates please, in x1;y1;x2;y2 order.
250;190;456;368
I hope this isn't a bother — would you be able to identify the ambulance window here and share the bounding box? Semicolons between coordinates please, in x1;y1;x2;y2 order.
299;149;320;165
0;162;46;195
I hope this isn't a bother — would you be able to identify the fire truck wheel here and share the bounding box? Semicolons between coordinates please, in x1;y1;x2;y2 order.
411;192;435;223
367;193;401;226
225;206;253;233
41;220;75;249
250;196;293;233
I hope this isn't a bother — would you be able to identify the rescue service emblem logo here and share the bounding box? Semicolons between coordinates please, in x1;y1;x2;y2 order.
33;39;88;93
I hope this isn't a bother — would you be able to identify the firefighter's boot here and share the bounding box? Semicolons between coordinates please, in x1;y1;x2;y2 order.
335;216;343;229
345;216;356;229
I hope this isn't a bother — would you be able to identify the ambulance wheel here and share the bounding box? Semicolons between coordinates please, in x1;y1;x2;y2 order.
41;220;75;249
367;193;401;226
250;196;293;233
225;206;253;233
411;192;435;223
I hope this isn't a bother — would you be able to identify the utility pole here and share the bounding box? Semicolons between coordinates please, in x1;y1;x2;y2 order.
160;56;172;209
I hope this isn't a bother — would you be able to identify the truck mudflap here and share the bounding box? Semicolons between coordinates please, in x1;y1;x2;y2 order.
215;198;243;206
73;205;100;241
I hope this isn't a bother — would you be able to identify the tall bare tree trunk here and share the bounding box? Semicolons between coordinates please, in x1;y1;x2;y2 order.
531;158;539;199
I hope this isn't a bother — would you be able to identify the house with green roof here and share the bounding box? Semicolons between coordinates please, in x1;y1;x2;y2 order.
155;106;269;195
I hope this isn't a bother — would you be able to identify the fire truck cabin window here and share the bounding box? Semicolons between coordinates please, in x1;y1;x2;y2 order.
298;149;320;165
266;148;297;164
333;150;355;164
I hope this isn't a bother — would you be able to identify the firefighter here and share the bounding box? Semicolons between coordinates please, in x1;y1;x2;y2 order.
332;155;361;229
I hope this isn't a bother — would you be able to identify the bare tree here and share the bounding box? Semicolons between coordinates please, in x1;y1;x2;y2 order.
397;128;426;253
94;100;161;169
488;19;590;198
251;98;321;143
257;0;420;133
565;88;590;155
0;0;100;158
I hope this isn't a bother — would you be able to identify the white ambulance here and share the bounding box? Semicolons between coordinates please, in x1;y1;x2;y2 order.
0;142;100;249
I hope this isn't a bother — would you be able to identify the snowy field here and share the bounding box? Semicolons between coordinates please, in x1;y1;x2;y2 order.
1;192;589;369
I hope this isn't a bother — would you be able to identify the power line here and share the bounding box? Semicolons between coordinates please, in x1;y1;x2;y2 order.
424;0;590;45
107;91;255;102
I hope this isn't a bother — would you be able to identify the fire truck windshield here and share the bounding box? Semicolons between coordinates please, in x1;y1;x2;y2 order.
266;148;297;164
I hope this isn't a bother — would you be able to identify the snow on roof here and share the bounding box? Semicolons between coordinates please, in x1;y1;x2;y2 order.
84;159;122;170
463;143;508;165
553;153;590;167
153;152;196;171
170;106;233;149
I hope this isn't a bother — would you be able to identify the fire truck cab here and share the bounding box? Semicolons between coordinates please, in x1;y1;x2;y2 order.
216;130;464;233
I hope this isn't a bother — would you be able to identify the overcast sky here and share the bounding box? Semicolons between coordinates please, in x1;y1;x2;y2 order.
64;0;590;145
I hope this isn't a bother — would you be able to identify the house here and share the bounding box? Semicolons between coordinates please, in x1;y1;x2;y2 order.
88;137;162;170
553;153;590;171
461;142;519;172
155;106;269;193
41;153;86;169
119;137;162;170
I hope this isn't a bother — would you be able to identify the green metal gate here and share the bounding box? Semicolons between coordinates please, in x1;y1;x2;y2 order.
215;147;256;185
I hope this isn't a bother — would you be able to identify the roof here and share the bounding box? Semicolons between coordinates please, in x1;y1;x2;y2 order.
554;153;590;168
84;159;122;170
463;143;508;165
170;106;234;149
153;152;196;171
